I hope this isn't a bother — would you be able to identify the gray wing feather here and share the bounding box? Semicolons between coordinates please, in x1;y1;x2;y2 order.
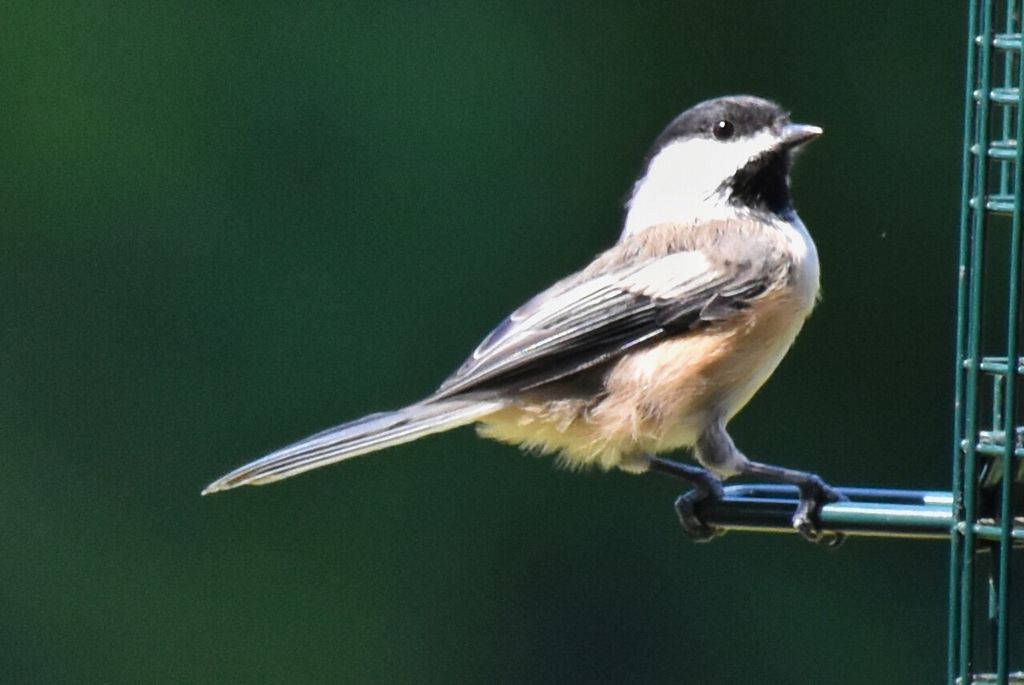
434;248;775;399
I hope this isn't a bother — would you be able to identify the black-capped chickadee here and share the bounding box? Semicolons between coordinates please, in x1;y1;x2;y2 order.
204;95;841;542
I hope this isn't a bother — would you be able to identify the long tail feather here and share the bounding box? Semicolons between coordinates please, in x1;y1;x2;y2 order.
202;399;504;494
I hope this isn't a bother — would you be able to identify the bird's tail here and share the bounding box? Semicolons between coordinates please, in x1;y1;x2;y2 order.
202;398;505;494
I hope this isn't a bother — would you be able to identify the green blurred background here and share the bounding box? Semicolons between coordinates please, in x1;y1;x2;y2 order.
2;2;969;683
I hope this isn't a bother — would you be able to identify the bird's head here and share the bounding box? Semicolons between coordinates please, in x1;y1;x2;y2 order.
623;95;821;237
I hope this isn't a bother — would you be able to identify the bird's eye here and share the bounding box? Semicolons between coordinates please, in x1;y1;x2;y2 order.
712;120;735;140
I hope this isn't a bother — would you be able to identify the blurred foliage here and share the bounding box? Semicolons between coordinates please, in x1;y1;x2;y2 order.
1;2;966;683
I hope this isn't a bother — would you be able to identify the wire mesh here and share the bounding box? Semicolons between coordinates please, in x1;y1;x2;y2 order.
950;1;1024;683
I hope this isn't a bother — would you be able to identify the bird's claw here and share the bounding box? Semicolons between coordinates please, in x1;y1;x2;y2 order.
673;477;726;543
792;477;847;547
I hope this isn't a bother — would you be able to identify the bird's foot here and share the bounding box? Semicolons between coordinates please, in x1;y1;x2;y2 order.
673;477;727;542
647;457;726;542
792;475;847;548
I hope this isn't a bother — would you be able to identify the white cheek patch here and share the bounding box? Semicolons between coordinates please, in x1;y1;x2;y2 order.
622;131;780;238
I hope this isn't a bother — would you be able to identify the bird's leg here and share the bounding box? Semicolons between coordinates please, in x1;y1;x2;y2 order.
739;460;846;546
695;420;846;546
647;456;726;542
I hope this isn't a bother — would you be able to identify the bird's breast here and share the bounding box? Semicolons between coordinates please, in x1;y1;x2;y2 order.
778;214;820;312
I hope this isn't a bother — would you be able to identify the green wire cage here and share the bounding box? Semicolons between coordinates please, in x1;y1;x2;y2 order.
689;2;1023;682
951;0;1024;683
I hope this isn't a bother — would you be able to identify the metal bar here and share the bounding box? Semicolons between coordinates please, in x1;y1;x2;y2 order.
998;12;1017;201
692;486;1024;543
960;1;996;680
992;33;1023;51
970;195;1017;214
974;86;1021;103
973;357;1024;374
963;522;1024;541
971;142;1019;161
973;443;1024;459
955;672;1024;684
695;486;955;540
952;2;983;680
995;2;1024;675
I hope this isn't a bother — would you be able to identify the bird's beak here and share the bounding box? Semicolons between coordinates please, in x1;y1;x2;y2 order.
780;123;823;149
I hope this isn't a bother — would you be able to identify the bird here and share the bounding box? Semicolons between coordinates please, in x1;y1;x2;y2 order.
203;94;842;543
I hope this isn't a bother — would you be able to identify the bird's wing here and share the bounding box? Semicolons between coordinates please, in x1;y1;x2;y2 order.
434;236;778;399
